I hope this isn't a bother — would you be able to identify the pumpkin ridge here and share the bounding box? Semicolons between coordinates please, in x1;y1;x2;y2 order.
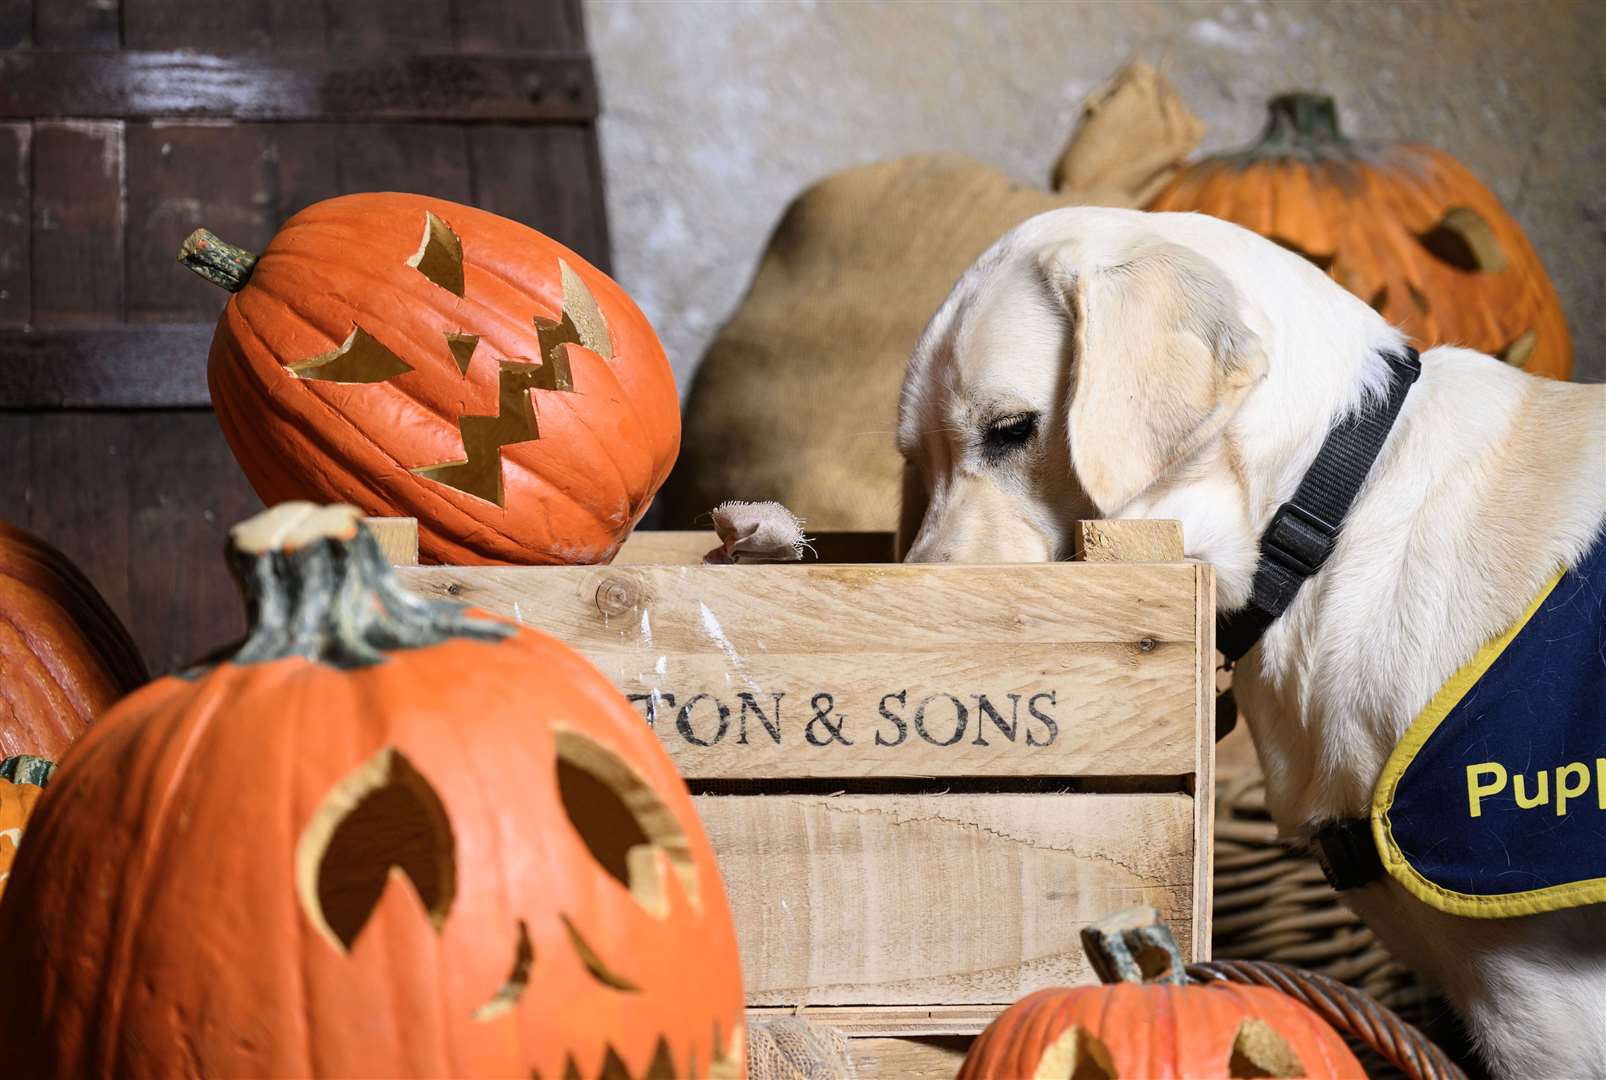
225;302;610;557
0;528;145;689
90;676;234;1072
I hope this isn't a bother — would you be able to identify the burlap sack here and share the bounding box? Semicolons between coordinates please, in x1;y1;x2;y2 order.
747;1017;858;1080
660;63;1203;530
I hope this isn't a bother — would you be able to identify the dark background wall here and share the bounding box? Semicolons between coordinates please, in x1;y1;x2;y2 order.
0;0;609;673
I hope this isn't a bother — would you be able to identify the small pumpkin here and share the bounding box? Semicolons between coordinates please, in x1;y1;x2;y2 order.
0;503;744;1079
1148;93;1572;379
180;193;681;565
0;755;56;900
0;521;148;757
960;908;1364;1079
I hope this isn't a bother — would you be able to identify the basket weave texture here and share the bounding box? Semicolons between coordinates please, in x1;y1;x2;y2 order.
1213;766;1439;1021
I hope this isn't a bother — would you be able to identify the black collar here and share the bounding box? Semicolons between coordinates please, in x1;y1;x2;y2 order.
1216;347;1421;664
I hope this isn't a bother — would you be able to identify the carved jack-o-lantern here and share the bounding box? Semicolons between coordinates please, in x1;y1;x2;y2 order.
1149;94;1572;379
181;193;681;565
961;909;1365;1080
0;504;745;1079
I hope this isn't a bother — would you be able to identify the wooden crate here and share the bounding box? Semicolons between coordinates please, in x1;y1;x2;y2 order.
376;521;1214;1070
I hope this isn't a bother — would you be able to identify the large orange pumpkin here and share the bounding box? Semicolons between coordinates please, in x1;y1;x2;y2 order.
960;908;1364;1079
0;521;148;757
0;503;744;1079
181;193;681;565
1149;93;1572;379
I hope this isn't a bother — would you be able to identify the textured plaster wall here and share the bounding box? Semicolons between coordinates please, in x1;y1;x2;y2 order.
586;0;1605;389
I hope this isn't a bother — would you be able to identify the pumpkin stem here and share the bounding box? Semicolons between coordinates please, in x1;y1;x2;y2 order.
0;756;57;788
1252;93;1348;155
1080;906;1190;987
178;228;259;293
190;502;513;674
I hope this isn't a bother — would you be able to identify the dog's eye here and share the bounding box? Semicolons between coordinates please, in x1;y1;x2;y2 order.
982;413;1037;457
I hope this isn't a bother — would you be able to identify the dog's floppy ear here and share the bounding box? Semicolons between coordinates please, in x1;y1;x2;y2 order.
1041;238;1267;513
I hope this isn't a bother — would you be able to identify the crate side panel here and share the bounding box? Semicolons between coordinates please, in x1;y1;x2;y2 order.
698;792;1195;1006
400;561;1202;778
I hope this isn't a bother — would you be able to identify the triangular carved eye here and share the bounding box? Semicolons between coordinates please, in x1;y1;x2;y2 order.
289;326;415;383
409;211;466;296
295;746;456;952
1227;1017;1305;1078
1032;1024;1117;1080
554;728;698;918
1419;207;1507;272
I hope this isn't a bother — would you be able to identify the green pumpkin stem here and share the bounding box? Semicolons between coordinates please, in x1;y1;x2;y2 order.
0;755;57;788
1251;92;1348;155
189;503;513;675
1080;906;1190;987
178;228;259;293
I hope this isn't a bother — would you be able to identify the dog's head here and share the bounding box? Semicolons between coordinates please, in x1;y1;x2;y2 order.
897;208;1275;565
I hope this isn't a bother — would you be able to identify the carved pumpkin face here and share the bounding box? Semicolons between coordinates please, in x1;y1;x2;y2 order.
961;910;1365;1080
1149;94;1572;380
0;505;744;1079
188;193;681;565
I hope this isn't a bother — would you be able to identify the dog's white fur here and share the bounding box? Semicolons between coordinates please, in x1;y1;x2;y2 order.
898;207;1606;1078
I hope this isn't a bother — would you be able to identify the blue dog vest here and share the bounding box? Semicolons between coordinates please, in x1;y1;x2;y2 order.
1366;531;1606;917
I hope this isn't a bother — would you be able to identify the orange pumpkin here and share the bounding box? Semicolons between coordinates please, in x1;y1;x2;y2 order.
0;503;744;1079
180;193;681;565
0;755;55;900
1149;93;1572;379
960;908;1364;1079
0;521;148;757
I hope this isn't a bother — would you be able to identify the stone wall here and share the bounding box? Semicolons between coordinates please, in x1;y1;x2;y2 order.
588;0;1604;388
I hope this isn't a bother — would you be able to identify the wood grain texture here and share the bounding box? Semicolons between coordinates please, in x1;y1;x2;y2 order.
700;792;1196;1006
127;411;261;673
0;410;260;675
1074;518;1185;562
0;50;599;122
122;0;328;50
0;326;211;407
469;123;610;272
362;516;419;566
397;560;1202;778
32;0;118;46
30;121;123;324
848;1037;971;1078
124;122;274;323
0;123;27;326
1193;561;1217;960
453;0;583;51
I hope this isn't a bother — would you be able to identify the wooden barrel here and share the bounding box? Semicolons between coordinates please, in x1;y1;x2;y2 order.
0;0;610;674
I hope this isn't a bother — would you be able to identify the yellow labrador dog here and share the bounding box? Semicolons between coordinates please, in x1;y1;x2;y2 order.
898;207;1606;1078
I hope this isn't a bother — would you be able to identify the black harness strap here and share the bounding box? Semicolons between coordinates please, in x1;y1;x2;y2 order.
1216;348;1421;663
1310;816;1386;891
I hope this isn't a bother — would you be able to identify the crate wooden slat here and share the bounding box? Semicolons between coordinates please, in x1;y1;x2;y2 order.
386;525;1215;1045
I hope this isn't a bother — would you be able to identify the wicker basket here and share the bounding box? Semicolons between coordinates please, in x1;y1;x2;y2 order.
1213;765;1438;1019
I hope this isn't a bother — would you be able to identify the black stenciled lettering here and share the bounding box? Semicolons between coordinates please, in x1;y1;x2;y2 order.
627;691;675;728
805;693;853;746
736;692;784;745
676;693;730;747
875;690;909;747
914;694;967;747
971;693;1021;746
1027;691;1058;747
